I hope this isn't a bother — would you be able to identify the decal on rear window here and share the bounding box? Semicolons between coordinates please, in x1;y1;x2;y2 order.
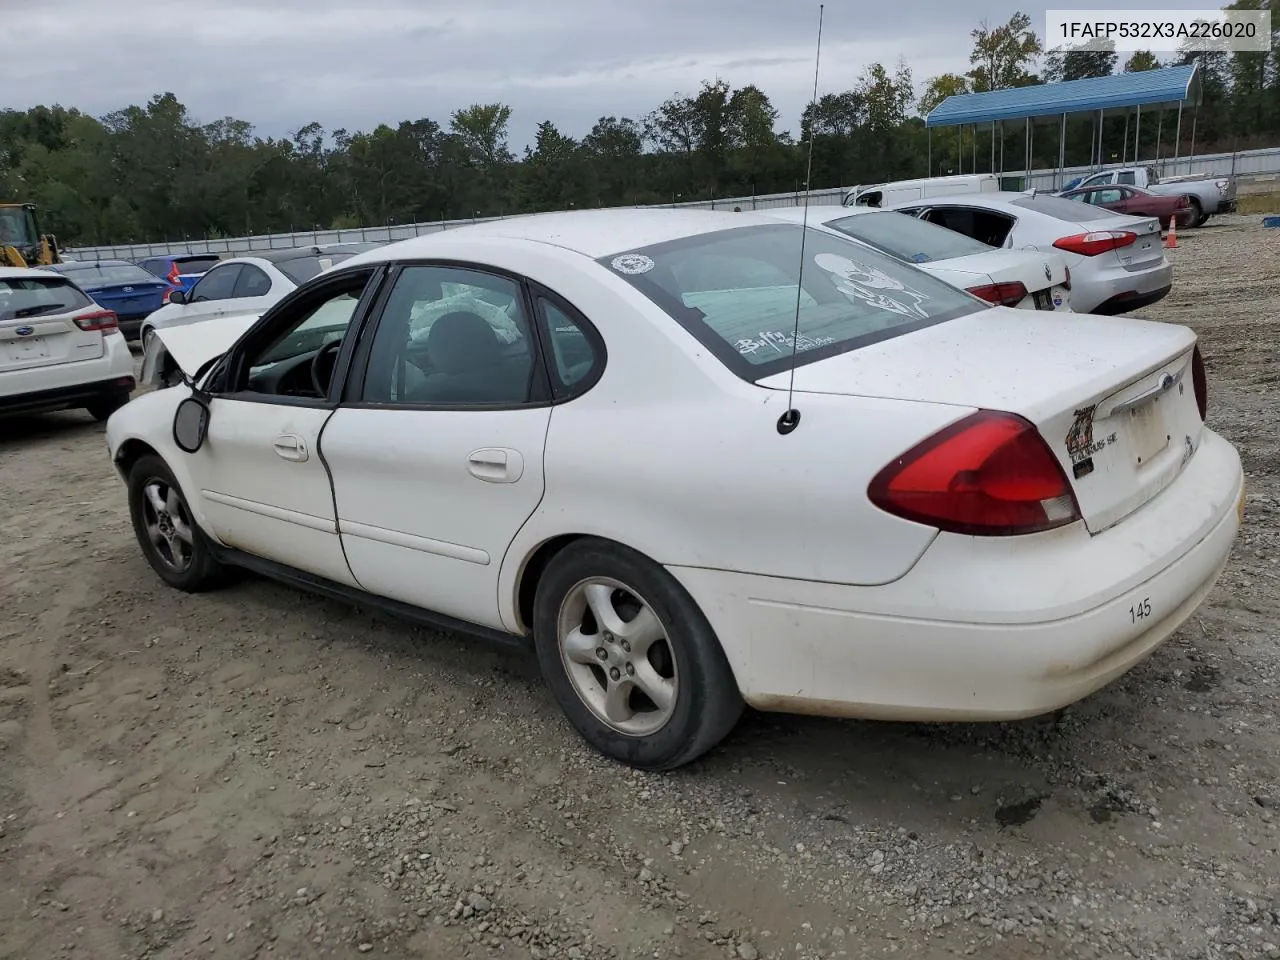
812;252;933;320
734;330;836;358
610;254;654;275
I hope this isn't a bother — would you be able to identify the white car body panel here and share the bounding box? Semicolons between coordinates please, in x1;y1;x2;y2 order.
759;206;1071;311
884;192;1172;314
107;208;1242;727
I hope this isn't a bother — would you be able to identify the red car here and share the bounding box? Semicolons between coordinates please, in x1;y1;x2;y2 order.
1057;184;1193;230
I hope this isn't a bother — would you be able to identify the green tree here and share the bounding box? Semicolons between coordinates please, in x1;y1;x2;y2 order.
1042;41;1117;83
967;13;1042;92
1124;50;1162;72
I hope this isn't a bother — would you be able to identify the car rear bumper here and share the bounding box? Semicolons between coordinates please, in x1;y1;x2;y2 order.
0;331;136;414
667;428;1242;722
1075;259;1173;314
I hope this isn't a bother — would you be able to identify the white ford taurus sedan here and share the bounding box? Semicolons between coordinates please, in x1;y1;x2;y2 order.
106;208;1244;770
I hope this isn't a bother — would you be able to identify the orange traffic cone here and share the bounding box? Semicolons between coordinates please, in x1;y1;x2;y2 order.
1165;217;1178;249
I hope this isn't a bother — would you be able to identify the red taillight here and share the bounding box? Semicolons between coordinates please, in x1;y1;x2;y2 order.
868;410;1082;536
1053;231;1138;256
74;310;118;332
1192;344;1207;421
966;280;1028;307
166;261;181;285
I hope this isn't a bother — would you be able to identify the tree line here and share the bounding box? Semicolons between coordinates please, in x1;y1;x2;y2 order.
2;3;1277;247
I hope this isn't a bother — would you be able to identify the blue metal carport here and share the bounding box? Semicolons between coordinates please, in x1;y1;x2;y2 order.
923;64;1203;186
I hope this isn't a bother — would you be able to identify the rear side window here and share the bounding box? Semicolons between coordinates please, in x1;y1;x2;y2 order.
0;275;94;321
825;212;993;263
921;207;1014;247
276;252;355;285
1010;196;1126;220
175;256;220;275
600;223;981;381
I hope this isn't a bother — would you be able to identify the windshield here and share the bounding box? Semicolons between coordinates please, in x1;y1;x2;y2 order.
0;208;36;246
276;252;356;285
0;275;94;321
823;211;994;263
1011;195;1127;221
58;263;160;286
600;223;982;380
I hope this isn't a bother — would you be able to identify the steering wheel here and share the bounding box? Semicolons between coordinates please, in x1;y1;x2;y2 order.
310;339;343;397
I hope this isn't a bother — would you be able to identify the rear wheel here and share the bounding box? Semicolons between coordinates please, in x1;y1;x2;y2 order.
1187;197;1206;227
127;454;227;592
86;392;129;422
532;538;743;770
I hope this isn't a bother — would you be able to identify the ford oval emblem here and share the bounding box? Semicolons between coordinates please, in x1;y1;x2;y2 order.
15;325;34;337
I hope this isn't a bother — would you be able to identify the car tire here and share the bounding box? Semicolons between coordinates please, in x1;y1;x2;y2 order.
532;537;744;770
1187;198;1205;227
127;454;228;592
86;392;130;422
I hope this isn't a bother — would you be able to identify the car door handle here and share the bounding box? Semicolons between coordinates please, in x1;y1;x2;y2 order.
272;434;308;461
467;448;523;483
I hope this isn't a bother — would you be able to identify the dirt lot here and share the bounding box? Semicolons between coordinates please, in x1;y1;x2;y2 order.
2;217;1279;960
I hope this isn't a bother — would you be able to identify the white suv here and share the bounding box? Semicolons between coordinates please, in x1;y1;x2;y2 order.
0;266;137;421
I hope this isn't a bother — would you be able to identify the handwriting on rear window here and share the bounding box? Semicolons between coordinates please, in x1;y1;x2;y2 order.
735;330;836;357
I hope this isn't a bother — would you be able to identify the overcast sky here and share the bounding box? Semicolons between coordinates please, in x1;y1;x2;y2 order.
15;0;1203;150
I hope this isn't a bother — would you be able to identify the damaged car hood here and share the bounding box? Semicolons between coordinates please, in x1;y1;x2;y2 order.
145;311;263;380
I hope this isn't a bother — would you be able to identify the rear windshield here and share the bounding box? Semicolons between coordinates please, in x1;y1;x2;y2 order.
276;252;356;285
174;256;220;275
58;263;160;286
0;275;94;321
599;223;981;380
1011;196;1127;221
824;211;994;263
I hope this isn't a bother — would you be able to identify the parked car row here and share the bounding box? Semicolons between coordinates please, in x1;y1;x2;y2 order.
98;205;1241;772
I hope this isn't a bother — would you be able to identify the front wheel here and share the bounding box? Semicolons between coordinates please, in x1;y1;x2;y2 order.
127;454;228;592
532;538;743;770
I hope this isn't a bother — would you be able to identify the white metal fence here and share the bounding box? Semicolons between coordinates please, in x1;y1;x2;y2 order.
64;145;1280;261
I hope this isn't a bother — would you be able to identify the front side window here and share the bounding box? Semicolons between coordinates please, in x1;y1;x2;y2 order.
600;223;981;380
234;277;371;398
189;265;242;302
359;265;536;405
824;212;994;263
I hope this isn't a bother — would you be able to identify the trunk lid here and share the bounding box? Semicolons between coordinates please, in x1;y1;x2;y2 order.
1074;212;1164;271
88;280;169;315
756;308;1203;535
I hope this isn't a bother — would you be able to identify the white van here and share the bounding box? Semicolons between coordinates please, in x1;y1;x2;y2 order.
844;174;1001;208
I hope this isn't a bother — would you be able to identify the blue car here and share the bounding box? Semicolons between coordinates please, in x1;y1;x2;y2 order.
135;253;221;295
45;260;174;341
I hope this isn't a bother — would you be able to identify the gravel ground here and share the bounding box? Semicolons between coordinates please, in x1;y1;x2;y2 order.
2;216;1278;960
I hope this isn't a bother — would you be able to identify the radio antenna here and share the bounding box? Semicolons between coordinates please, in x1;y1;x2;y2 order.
777;2;824;436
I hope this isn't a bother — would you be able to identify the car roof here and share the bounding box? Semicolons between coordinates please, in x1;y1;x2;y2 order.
342;208;780;265
244;245;359;263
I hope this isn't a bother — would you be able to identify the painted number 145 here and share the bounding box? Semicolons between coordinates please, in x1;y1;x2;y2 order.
1130;597;1152;623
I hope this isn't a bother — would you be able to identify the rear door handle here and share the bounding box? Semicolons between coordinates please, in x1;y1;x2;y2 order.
467;448;524;483
272;434;308;461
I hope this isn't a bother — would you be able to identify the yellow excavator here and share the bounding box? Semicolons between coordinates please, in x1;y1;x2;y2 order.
0;203;62;267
